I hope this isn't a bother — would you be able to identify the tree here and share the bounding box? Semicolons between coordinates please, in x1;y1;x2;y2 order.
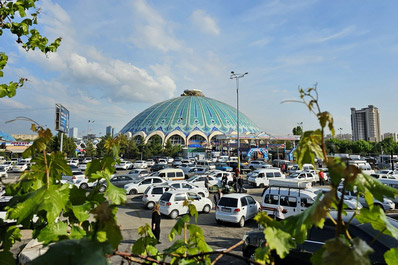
47;133;77;157
292;125;303;135
163;140;183;157
144;135;163;159
85;140;96;157
96;134;112;158
119;134;140;159
0;0;61;97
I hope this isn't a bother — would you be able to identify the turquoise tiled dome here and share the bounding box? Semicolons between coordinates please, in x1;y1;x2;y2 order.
0;130;16;142
120;92;260;137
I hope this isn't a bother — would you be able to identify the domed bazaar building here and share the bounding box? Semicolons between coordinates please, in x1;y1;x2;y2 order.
119;90;263;153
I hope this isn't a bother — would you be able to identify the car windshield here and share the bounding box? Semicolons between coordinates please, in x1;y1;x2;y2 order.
218;197;238;207
287;173;300;178
159;192;172;202
187;176;197;182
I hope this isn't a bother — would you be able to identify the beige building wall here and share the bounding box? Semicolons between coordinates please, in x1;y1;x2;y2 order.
11;134;38;141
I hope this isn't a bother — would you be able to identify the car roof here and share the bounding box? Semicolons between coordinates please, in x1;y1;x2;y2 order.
221;193;251;199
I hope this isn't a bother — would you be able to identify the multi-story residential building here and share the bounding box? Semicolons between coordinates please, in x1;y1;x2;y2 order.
351;105;381;142
383;133;397;142
106;126;114;137
69;127;78;139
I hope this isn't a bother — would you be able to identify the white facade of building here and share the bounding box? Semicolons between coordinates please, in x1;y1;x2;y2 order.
351;105;381;142
69;127;78;139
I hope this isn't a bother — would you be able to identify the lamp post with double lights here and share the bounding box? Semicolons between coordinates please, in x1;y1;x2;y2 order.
230;71;248;173
338;128;343;139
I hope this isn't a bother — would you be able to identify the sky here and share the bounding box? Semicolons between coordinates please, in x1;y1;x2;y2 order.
1;0;397;138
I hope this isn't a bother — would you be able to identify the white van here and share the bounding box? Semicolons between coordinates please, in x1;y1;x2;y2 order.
261;186;318;218
196;160;215;170
247;168;285;188
157;168;185;180
348;160;375;175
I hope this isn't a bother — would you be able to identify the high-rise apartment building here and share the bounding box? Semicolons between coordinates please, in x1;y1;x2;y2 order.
383;132;397;142
351;105;381;142
69;127;78;139
106;126;114;137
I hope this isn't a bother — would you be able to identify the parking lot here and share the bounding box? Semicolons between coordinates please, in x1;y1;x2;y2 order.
3;170;398;264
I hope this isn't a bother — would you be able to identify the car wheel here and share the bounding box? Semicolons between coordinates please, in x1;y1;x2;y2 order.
203;204;211;213
198;192;205;197
146;201;155;210
80;183;89;189
259;183;264;188
129;189;137;195
169;210;179;219
238;217;245;227
98;185;106;193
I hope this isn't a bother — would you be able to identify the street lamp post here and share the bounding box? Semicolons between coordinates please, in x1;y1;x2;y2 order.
230;71;248;174
338;128;343;139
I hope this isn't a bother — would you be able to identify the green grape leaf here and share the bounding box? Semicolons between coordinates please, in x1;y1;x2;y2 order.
92;203;122;249
29;238;113;265
264;226;295;258
356;207;398;239
71;202;91;223
0;250;15;265
187;224;212;252
37;222;69;244
322;237;373;265
254;246;271;264
0;225;21;251
295;129;324;168
385;248;398;265
318;111;335;136
105;181;126;205
70;225;86;239
169;215;190;241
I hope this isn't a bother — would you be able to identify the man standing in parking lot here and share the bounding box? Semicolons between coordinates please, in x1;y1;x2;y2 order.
204;175;210;190
213;188;222;207
238;175;244;193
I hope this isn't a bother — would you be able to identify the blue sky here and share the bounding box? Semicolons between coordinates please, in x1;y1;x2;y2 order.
1;0;397;138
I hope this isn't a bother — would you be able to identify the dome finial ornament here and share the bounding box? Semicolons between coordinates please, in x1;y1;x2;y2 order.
180;89;204;97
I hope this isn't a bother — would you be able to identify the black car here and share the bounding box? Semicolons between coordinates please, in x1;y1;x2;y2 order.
242;212;398;264
150;164;169;172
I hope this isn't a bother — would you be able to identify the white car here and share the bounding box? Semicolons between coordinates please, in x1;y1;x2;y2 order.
133;160;148;169
146;159;155;167
1;161;13;172
165;180;209;197
210;171;234;184
142;184;175;209
159;190;213;219
0;166;8;178
215;194;261;227
187;175;220;188
157;159;167;165
371;170;398;180
67;159;79;167
78;162;88;171
128;169;150;178
247;168;285;188
12;163;29;172
338;187;395;211
286;171;318;184
61;170;86;183
248;161;271;170
115;161;129;170
124;176;165;195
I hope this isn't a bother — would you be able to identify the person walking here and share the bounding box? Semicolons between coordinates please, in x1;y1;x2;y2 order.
319;170;325;186
221;174;228;188
151;204;161;244
238;175;244;193
213;188;223;208
204;175;210;190
232;174;238;192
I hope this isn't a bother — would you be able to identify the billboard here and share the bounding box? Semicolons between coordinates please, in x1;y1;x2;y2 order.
55;104;69;133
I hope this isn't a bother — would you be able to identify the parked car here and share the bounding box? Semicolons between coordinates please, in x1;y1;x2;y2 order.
159;190;212;219
286;171;318;185
157;168;185;180
0;166;8;178
1;161;13;172
371;170;398;180
61;170;86;183
185;167;207;178
12;163;29;173
247;168;285;188
157;158;168;165
187;175;220;188
196;160;215;170
215;163;233;172
210;171;234;185
78;162;88;171
142;184;175;209
165;180;209;197
67;159;79;167
146;159;155;167
248;161;272;170
242;212;398;264
124;176;166;195
97;175;138;192
178;163;195;174
115;161;130;170
133;160;148;169
125;161;134;169
172;159;182;167
338;187;395;211
127;169;150;178
215;194;260;227
150;164;169;172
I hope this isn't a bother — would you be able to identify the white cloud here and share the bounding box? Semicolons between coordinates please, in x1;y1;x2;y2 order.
0;98;30;109
312;26;356;43
250;38;272;47
191;10;220;36
130;0;183;51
